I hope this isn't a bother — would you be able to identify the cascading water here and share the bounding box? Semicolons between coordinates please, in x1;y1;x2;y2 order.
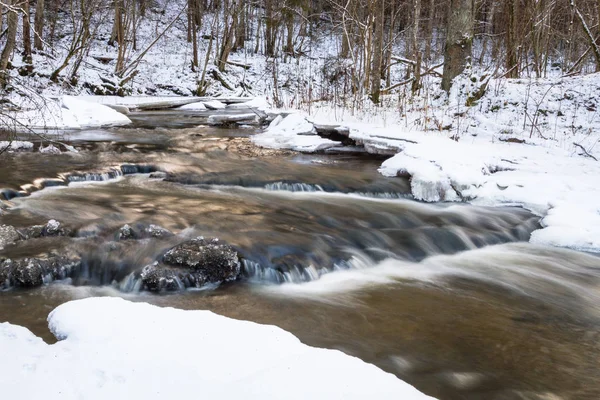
1;113;599;400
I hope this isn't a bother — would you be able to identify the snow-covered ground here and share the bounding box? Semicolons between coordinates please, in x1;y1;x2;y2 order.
0;297;434;400
0;95;131;131
253;73;600;254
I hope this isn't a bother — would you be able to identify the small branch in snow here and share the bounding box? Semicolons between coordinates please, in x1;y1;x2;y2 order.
573;142;598;161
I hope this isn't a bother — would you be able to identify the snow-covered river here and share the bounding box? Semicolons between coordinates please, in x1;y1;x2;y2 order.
1;112;599;400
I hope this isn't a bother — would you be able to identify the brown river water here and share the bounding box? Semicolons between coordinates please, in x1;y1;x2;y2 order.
1;111;599;400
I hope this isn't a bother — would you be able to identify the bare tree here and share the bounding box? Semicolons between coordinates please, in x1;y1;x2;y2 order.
0;0;19;88
441;0;474;92
34;0;44;50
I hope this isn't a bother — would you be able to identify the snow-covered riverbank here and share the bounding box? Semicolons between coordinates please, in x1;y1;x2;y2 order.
0;297;434;399
252;73;600;253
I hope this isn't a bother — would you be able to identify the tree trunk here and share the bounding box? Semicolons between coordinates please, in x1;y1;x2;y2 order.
370;0;384;103
0;2;4;34
572;0;600;71
34;0;44;50
505;0;519;78
441;0;473;92
424;0;434;61
411;0;421;94
0;0;18;88
23;0;33;63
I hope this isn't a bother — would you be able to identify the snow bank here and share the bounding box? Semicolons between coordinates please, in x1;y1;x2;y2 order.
178;101;207;110
61;96;132;128
376;127;600;253
252;113;339;152
0;297;434;400
203;99;227;110
0;141;33;151
1;96;131;130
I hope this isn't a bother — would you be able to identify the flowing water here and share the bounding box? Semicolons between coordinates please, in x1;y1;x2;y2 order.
1;111;599;400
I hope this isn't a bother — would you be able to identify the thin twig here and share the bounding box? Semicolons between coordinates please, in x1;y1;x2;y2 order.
573;142;598;161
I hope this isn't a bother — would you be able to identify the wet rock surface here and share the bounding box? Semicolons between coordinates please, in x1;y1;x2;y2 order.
117;224;136;240
140;237;241;291
116;223;173;240
20;219;72;239
162;237;240;281
0;225;21;250
0;255;82;288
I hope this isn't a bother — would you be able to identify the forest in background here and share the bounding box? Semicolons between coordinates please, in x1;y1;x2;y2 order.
0;0;600;107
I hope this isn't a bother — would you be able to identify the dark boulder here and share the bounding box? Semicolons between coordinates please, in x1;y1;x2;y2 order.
162;237;240;282
140;263;185;292
139;237;240;292
12;259;44;287
0;255;81;289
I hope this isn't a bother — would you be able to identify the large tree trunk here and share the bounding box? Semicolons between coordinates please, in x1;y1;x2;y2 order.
505;0;519;78
0;0;18;88
441;0;473;92
23;0;33;63
370;0;385;103
424;0;435;61
34;0;44;50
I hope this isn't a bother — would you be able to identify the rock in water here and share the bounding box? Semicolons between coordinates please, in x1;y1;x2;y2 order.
0;225;21;250
0;255;81;289
12;259;44;287
139;263;185;292
140;237;240;292
20;220;72;239
118;224;136;240
145;224;173;239
162;237;240;282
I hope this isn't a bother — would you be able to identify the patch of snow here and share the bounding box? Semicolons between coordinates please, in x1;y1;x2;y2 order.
62;96;132;128
227;96;269;110
252;113;339;152
39;144;61;154
0;141;34;151
178;101;207;110
0;297;435;400
203;100;227;110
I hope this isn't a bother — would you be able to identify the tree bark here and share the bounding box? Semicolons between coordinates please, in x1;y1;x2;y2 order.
572;0;600;71
411;0;421;94
34;0;44;50
0;0;18;88
506;0;519;78
370;0;384;103
23;0;33;63
441;0;473;92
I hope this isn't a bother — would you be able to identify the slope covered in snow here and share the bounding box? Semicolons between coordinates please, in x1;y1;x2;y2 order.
0;297;435;400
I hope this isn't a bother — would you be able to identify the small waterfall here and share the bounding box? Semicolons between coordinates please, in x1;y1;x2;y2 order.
0;164;160;201
241;258;352;284
264;182;325;192
263;181;409;199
